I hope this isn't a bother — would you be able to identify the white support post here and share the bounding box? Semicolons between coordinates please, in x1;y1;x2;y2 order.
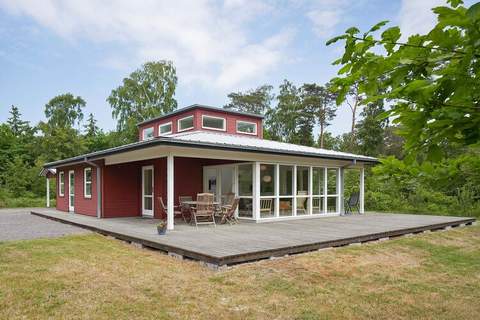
359;167;365;214
323;167;328;214
253;162;261;221
308;166;313;215
339;168;345;215
46;178;50;208
293;165;297;216
167;154;175;230
274;164;280;218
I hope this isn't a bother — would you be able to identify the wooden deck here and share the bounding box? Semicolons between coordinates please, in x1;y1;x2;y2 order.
31;209;476;267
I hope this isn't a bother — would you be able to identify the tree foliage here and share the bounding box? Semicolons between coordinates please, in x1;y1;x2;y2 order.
44;94;85;129
108;61;177;142
224;85;274;115
327;0;480;161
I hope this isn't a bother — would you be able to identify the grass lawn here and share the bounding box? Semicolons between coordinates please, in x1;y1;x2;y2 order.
0;224;479;319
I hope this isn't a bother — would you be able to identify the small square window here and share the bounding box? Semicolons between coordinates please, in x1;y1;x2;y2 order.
142;127;154;140
178;116;194;132
159;122;172;136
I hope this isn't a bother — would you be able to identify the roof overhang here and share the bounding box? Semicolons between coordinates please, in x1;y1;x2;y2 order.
44;137;379;169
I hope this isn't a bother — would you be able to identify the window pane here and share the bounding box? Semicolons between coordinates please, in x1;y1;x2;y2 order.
179;116;194;130
143;127;154;140
260;164;275;196
297;196;309;215
85;169;92;183
144;197;153;210
260;198;275;218
60;173;65;195
69;173;74;193
238;164;252;196
159;123;172;134
237;121;256;134
86;183;92;196
327;197;337;213
279;165;293;196
312;197;324;214
312;168;324;195
203;116;224;129
143;169;153;195
327;169;338;195
279;198;293;216
238;198;253;217
296;166;309;195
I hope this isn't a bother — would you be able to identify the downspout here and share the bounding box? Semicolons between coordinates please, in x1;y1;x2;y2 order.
84;157;102;218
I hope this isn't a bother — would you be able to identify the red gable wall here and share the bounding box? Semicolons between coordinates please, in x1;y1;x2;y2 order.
138;107;263;141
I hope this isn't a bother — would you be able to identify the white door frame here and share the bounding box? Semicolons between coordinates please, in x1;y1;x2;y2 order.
68;170;75;212
142;165;154;217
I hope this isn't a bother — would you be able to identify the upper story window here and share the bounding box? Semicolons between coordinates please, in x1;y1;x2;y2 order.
59;171;65;196
202;115;226;131
158;122;172;136
236;120;257;135
178;115;194;132
84;167;92;198
142;127;154;140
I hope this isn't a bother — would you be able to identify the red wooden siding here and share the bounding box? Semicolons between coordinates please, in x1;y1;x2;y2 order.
138;107;262;140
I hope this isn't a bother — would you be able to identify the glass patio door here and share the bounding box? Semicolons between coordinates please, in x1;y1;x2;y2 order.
142;166;154;217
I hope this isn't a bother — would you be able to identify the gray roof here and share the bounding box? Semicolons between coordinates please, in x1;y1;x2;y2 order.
137;104;264;126
44;130;378;168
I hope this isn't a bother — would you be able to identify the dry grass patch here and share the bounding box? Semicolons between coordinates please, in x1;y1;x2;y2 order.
0;224;479;319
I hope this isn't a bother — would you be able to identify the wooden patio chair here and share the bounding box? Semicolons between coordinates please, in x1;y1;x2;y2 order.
191;193;216;228
260;198;273;217
312;197;321;213
157;197;187;222
220;198;240;225
344;192;360;215
296;191;308;214
178;196;193;222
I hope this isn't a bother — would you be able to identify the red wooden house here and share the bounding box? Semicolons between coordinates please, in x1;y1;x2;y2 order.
42;104;377;230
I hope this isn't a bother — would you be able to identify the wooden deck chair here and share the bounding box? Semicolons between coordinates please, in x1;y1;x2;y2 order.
192;193;216;228
296;191;308;214
345;192;360;215
157;197;185;221
260;198;273;217
312;197;321;213
221;198;240;225
178;196;193;222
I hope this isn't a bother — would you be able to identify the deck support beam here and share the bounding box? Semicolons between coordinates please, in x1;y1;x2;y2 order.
167;154;174;230
359;167;365;214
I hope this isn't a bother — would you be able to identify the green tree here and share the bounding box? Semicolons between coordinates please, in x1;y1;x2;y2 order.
268;80;301;143
300;83;337;148
224;85;274;115
7;105;30;137
44;94;85;129
355;102;388;156
108;61;177;142
327;0;480;161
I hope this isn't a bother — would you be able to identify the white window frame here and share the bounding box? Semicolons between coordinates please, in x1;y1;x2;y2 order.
202;115;226;131
84;167;92;199
142;127;154;140
158;122;172;136
236;120;257;135
177;115;194;132
59;171;65;197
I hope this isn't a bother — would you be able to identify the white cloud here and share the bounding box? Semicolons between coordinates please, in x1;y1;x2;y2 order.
398;0;444;39
0;0;293;91
305;0;348;38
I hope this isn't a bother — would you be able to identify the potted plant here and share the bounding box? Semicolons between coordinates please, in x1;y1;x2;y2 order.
157;220;167;235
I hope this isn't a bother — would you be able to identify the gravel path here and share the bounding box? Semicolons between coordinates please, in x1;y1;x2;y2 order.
0;208;90;241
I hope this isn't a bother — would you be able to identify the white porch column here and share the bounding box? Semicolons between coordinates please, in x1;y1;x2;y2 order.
46;178;50;208
339;167;345;214
323;167;328;214
253;162;261;221
359;167;365;214
274;164;280;218
308;166;313;215
167;154;175;230
292;165;297;216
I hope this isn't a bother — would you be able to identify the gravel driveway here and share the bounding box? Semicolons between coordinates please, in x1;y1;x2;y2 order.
0;208;90;241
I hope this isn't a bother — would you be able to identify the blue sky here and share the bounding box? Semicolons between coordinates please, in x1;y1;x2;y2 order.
0;0;455;135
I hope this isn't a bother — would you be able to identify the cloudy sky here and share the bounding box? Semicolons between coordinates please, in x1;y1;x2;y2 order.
0;0;457;135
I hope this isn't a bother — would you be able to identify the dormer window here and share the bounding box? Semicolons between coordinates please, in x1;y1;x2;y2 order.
202;115;226;131
236;120;257;135
142;127;154;140
158;122;172;136
178;115;194;132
